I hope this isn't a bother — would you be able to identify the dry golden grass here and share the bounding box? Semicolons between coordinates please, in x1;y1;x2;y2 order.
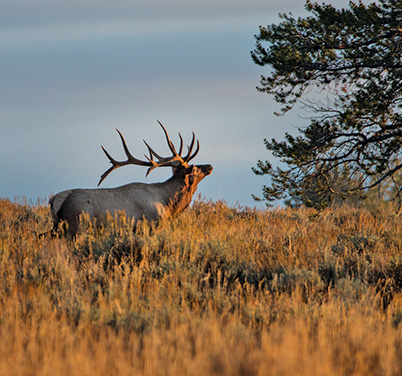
1;197;402;375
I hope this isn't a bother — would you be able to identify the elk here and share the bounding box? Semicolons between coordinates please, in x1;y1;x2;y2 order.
49;121;213;236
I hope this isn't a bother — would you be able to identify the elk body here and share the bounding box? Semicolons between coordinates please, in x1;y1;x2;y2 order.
50;122;212;235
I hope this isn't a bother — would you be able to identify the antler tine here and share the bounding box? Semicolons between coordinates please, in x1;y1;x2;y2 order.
100;144;119;166
188;132;196;155
143;138;183;169
156;121;200;164
98;152;119;187
157;120;179;156
115;129;151;166
144;163;159;178
116;129;136;161
98;144;131;187
182;132;196;162
186;139;200;163
98;129;153;186
178;133;183;156
143;139;162;160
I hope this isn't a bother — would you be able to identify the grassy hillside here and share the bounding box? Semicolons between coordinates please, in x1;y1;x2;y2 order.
1;197;402;375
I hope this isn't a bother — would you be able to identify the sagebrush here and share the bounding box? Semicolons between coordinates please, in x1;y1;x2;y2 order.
1;198;402;375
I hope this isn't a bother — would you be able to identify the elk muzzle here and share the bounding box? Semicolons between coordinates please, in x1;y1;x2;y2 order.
198;164;213;176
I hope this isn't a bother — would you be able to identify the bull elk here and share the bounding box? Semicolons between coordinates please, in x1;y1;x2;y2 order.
49;121;213;235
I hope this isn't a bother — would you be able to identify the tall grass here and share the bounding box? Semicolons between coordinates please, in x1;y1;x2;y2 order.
1;197;402;375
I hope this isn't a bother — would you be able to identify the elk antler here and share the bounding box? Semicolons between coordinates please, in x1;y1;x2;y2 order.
98;121;200;186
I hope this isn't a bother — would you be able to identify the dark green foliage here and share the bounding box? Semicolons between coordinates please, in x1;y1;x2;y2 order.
252;0;402;209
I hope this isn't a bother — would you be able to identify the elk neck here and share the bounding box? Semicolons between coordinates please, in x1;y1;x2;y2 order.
159;172;199;215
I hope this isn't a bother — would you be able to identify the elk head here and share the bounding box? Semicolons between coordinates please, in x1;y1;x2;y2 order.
98;120;212;186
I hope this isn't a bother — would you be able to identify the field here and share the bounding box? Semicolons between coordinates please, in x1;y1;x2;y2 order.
1;197;402;375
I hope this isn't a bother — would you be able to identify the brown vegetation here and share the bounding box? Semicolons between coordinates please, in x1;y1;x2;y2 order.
1;197;402;375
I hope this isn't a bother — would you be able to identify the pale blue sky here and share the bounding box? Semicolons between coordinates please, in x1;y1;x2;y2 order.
1;0;355;207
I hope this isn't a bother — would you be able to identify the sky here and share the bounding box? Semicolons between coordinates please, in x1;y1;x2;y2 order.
1;0;358;208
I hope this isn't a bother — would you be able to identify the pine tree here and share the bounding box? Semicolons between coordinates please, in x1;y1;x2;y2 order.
252;0;402;209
